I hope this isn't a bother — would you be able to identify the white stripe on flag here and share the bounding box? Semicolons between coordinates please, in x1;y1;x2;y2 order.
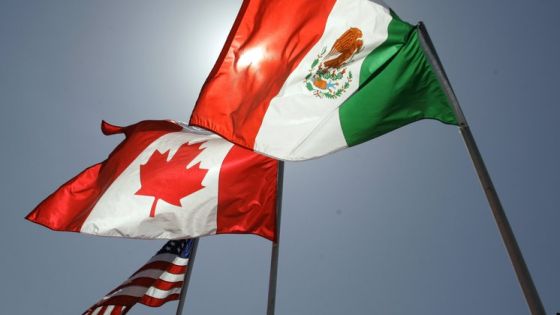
144;286;182;299
129;269;185;283
108;285;182;299
89;305;122;315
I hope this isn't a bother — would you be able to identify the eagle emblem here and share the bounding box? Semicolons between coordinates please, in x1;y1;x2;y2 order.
304;28;363;99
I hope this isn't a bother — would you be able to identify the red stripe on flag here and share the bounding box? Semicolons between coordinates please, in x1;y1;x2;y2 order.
84;240;193;315
26;120;182;232
115;277;184;292
216;145;278;241
92;296;138;309
151;279;183;291
140;293;181;307
133;261;186;275
110;305;123;315
92;292;180;310
94;293;180;309
190;0;337;149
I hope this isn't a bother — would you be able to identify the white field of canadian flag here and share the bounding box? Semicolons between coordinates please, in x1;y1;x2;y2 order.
26;120;278;241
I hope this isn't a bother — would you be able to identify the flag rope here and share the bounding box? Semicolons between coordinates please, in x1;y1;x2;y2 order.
418;22;546;315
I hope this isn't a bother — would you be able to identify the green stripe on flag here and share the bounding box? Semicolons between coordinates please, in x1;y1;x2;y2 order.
339;17;458;147
358;11;413;83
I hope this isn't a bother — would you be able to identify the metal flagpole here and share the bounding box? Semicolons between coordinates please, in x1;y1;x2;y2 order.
176;238;200;315
417;22;546;315
267;161;285;315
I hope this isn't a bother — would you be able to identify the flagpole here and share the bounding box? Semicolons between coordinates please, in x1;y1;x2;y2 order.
267;161;285;315
417;22;546;315
176;238;200;315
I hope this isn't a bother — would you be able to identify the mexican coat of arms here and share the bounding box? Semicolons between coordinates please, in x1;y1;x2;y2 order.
304;27;363;99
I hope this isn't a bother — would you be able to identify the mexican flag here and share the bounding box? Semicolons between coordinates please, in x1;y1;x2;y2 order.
190;0;458;160
26;120;278;241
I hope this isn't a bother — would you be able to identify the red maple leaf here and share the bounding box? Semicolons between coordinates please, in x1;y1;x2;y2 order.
135;142;209;217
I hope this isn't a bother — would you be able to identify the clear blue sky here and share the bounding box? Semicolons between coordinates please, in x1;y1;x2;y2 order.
1;1;558;314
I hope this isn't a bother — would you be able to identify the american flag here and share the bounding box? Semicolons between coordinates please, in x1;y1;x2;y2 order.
83;239;195;315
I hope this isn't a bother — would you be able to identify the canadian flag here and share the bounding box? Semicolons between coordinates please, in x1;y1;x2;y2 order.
26;120;278;241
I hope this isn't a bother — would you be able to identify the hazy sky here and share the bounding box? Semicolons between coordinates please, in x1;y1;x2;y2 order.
1;1;559;314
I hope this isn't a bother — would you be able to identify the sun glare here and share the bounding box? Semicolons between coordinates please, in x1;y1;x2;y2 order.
237;46;266;69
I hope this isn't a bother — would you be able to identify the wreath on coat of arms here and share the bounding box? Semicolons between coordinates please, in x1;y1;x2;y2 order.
304;47;353;99
304;27;363;99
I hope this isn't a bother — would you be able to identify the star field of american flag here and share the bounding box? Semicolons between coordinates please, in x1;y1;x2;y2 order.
157;239;193;258
84;239;194;315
